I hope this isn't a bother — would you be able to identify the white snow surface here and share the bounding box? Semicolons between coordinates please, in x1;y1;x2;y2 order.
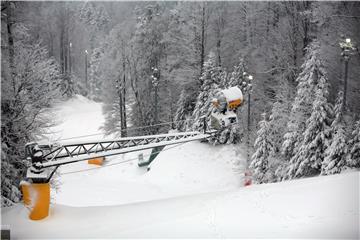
2;95;359;239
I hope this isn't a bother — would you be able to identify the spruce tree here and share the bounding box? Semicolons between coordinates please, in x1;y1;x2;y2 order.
250;113;275;184
269;77;291;153
268;77;292;181
282;41;323;160
192;52;222;131
347;120;360;168
174;89;188;131
89;46;105;101
321;91;347;175
287;75;331;179
227;58;247;89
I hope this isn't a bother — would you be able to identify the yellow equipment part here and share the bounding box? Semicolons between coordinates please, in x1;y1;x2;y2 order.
88;157;105;165
228;99;242;109
21;183;50;220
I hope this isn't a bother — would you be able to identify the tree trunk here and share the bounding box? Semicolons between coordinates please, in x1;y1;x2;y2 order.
60;20;65;74
200;3;206;74
5;1;16;93
118;75;124;137
121;59;127;137
302;1;311;55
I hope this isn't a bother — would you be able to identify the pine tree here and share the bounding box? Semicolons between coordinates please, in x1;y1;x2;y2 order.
79;2;109;38
174;89;188;131
268;77;292;181
269;76;291;153
321;91;347;175
89;45;105;101
192;52;222;131
347;120;360;168
227;58;248;89
282;41;323;161
287;75;331;179
250;113;275;184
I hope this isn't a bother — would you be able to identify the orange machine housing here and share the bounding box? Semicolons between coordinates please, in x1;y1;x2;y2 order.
228;99;242;110
21;182;50;220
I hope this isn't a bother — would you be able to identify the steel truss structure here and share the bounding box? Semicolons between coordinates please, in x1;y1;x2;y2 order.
33;131;214;170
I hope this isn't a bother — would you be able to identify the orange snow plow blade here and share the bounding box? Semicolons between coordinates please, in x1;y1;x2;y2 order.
88;157;105;165
21;183;50;220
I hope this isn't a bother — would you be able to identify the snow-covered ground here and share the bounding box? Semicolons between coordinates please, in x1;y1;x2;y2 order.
44;95;106;143
2;96;359;239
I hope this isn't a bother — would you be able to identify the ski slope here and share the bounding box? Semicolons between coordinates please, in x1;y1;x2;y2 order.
2;171;359;238
2;95;359;239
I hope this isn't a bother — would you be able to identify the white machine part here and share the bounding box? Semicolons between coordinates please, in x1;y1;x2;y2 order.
210;86;243;129
210;109;238;129
221;87;243;104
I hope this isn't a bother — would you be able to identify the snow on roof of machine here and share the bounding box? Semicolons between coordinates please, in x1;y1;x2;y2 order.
221;87;243;102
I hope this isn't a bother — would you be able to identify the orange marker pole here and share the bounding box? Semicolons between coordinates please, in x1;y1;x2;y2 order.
88;157;105;165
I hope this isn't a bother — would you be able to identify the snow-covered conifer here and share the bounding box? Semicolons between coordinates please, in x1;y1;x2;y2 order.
321;91;347;175
89;46;105;101
79;2;109;32
250;113;275;184
347;120;360;168
269;78;291;153
287;75;331;179
174;89;188;131
192;52;222;130
268;78;292;181
227;58;247;89
282;41;323;160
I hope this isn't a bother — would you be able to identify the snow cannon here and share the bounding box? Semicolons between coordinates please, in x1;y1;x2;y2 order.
210;86;243;129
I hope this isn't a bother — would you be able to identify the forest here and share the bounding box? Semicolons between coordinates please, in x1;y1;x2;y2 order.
1;1;360;206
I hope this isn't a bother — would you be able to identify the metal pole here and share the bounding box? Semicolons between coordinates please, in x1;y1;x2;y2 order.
69;43;72;75
203;117;207;133
155;84;158;125
122;61;127;137
343;58;349;110
85;51;88;91
247;91;251;166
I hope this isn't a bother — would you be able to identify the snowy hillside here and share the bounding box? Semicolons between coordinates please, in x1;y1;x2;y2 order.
3;172;359;238
2;96;359;239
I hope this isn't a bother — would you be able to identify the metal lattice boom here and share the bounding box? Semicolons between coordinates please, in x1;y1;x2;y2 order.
37;131;213;169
